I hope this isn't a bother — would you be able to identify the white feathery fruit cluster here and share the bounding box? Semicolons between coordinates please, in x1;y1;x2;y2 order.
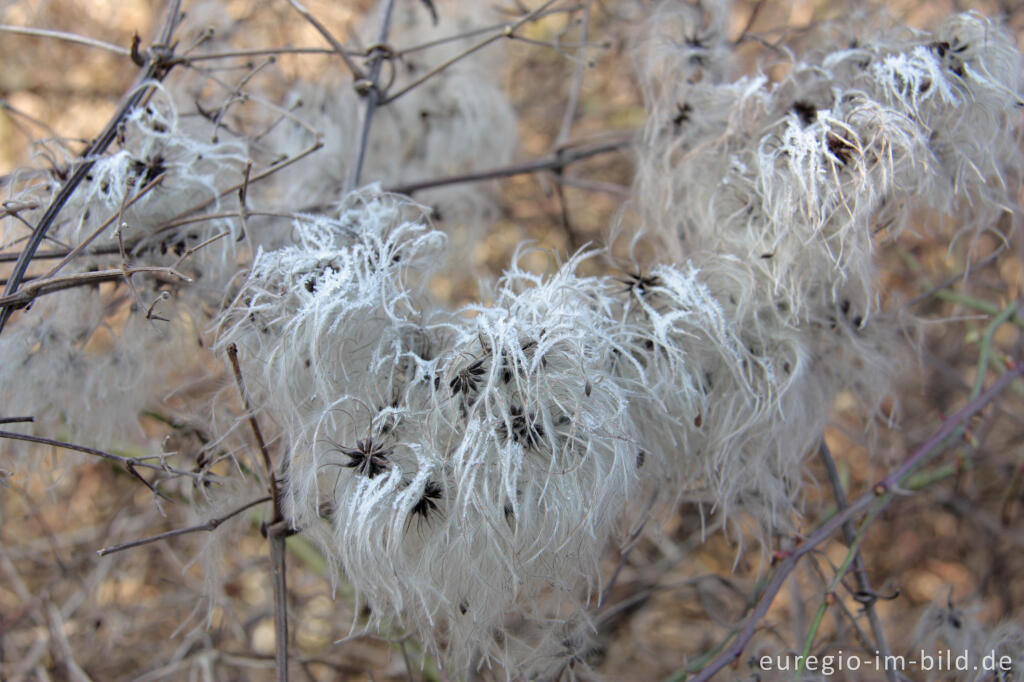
56;87;246;262
215;191;447;525
216;197;836;672
636;6;1022;319
913;597;1024;682
0;2;516;457
0;287;192;449
1;1;1021;678
0;87;245;447
213;9;1023;675
333;256;646;673
2;87;245;272
633;5;1022;448
218;202;638;671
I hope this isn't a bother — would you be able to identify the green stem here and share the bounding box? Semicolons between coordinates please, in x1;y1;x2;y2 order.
971;302;1019;401
794;505;882;677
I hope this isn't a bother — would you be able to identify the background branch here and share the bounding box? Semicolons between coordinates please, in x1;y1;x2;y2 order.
0;0;184;335
386;135;630;195
97;495;271;556
690;360;1024;681
345;0;397;192
818;440;899;682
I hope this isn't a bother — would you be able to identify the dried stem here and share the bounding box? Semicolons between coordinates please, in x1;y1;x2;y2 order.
186;46;340;62
380;0;562;106
395;4;582;56
386;134;630;195
0;210;298;264
226;343;289;681
818;440;898;682
0;23;131;56
0;416;35;425
345;0;398;192
0;430;209;482
0;265;189;310
96;495;272;556
268;524;290;682
689;359;1024;682
43;171;166;279
225;344;282;521
0;0;184;336
555;0;592;147
198;58;278;143
285;0;365;80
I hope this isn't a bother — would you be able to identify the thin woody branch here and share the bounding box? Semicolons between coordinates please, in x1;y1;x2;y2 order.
819;440;898;682
96;495;272;556
345;0;398;192
0;266;190;310
379;0;564;106
690;360;1024;682
226;343;290;682
386;135;631;195
0;430;211;482
0;0;185;336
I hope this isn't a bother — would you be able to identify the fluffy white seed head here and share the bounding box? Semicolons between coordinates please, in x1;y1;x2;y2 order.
913;596;1024;682
630;10;1021;483
56;87;246;259
217;195;870;672
0;287;193;453
635;10;1022;321
215;189;445;528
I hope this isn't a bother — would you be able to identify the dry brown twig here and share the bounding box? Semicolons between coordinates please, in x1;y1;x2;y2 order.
690;360;1024;682
386;134;631;195
96;495;272;557
0;23;131;56
0;265;190;310
345;0;399;192
0;429;212;483
818;440;899;682
226;342;290;682
379;0;565;106
0;0;186;335
285;0;366;81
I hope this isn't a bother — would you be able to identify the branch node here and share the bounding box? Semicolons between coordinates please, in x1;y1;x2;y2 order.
130;33;145;66
354;78;376;97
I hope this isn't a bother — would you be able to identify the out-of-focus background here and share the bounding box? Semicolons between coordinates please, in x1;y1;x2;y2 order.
1;1;1023;679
